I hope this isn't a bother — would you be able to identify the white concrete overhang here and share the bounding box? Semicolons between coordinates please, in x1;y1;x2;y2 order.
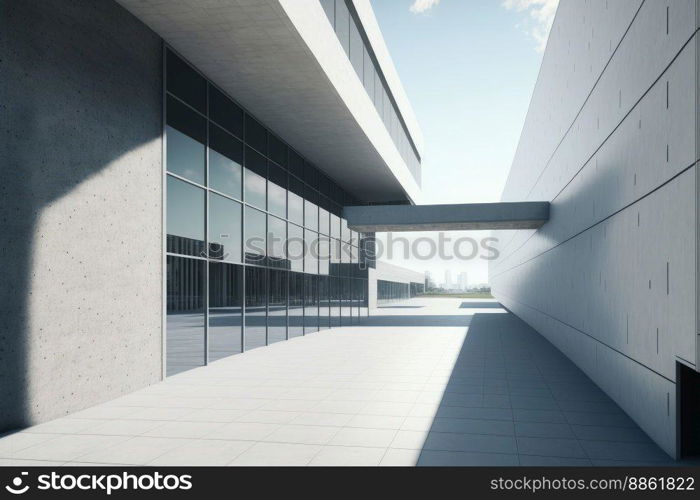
117;0;422;204
344;202;551;232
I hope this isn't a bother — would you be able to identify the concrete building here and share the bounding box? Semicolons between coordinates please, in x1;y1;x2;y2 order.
490;0;700;459
0;0;424;432
369;261;425;306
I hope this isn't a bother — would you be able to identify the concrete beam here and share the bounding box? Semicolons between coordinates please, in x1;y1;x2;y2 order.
344;202;550;232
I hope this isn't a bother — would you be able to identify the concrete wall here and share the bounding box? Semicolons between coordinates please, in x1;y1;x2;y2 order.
0;0;163;431
490;0;698;458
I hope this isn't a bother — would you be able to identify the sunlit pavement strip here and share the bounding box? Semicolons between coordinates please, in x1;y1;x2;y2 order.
0;298;680;466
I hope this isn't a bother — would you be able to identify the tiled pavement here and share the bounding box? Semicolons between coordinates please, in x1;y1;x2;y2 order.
0;299;684;466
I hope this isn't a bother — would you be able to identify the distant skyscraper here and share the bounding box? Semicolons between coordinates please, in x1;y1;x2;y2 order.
444;270;452;289
458;272;468;291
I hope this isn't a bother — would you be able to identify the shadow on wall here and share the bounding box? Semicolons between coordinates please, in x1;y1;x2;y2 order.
0;0;162;432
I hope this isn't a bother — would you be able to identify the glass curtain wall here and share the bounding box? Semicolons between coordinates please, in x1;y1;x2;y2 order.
165;48;368;375
319;0;421;184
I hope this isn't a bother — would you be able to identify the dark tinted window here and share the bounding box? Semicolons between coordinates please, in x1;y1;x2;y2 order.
304;161;319;189
288;150;305;179
166;50;206;113
267;215;287;269
288;272;304;339
304;274;319;334
208;84;243;138
288;223;304;273
245;114;267;154
268;133;287;167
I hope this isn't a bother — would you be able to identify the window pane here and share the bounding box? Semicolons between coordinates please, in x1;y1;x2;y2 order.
245;114;267;155
289;272;304;339
244;147;267;209
166;49;206;113
288;177;305;225
209;84;243;138
209;124;242;199
318;236;330;276
268;270;288;344
245;266;267;351
209;193;242;263
288;223;304;273
288;149;305;179
167;176;205;257
268;163;287;218
268;133;287;167
349;17;364;80
166;256;205;376
319;276;331;330
304;230;318;275
363;46;374;97
331;277;342;327
320;0;334;25
208;262;243;361
267;215;287;269
330;213;341;240
341;218;350;243
330;238;341;276
166;97;205;185
319;207;330;236
304;200;318;231
304;274;319;334
335;0;350;56
244;207;266;265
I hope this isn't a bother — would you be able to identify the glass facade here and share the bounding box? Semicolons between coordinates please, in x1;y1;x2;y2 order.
165;48;369;375
320;0;421;185
377;279;425;305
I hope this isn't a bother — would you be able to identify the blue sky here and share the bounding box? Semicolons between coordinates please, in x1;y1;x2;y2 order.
370;0;558;286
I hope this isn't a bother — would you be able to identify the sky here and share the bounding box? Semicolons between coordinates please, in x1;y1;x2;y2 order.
370;0;559;286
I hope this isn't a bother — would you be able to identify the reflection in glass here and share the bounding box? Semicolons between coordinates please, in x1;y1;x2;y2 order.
268;163;287;218
267;215;287;269
209;193;242;263
331;276;342;327
319;276;331;330
244;169;266;210
209;262;243;360
268;270;287;344
167;176;205;257
245;266;266;350
304;274;319;335
304;230;318;275
318;236;330;276
167;256;205;376
288;223;304;273
289;272;304;338
330;213;341;240
166;96;206;185
288;190;304;226
209;124;242;199
244;207;266;265
319;207;330;236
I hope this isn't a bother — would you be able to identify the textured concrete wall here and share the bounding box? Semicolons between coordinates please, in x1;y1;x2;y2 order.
0;0;163;430
490;0;698;458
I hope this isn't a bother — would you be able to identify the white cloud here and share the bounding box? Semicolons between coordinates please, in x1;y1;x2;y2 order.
502;0;560;52
409;0;440;14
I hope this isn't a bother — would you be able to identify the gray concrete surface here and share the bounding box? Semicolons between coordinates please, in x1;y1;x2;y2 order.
0;299;680;466
491;0;699;457
0;0;163;431
344;202;550;232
